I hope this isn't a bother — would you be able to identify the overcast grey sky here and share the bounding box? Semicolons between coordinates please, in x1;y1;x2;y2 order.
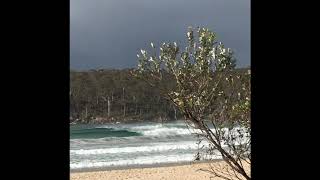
70;0;250;70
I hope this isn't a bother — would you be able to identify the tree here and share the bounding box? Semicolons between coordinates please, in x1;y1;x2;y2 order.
70;68;182;122
133;26;251;180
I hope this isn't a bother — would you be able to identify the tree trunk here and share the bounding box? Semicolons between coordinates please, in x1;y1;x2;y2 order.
123;104;126;117
111;91;114;101
107;96;111;118
122;87;126;117
174;106;177;120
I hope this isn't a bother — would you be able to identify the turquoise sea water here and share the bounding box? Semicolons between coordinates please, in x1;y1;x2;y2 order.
70;121;207;170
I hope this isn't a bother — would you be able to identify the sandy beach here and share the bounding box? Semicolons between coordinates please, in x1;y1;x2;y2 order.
70;161;250;180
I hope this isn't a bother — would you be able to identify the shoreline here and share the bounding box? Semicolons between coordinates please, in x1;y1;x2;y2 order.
70;159;224;173
70;159;250;180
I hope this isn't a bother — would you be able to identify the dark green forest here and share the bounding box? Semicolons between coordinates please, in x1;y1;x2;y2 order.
70;67;249;124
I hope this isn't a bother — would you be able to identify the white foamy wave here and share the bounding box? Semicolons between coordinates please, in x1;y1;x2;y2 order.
141;127;194;136
70;141;203;155
129;124;164;130
92;122;217;138
70;153;221;169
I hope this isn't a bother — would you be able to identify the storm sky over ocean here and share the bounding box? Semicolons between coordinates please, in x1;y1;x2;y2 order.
70;0;250;70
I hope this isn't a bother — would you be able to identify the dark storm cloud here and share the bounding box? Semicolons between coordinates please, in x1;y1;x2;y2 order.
71;0;250;70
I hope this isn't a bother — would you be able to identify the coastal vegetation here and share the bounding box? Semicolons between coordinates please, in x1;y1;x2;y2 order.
134;27;251;180
70;67;249;124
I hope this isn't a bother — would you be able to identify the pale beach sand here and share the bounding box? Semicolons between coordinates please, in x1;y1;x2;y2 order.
70;161;250;180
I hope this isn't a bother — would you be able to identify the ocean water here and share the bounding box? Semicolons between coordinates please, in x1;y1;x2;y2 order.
70;121;214;170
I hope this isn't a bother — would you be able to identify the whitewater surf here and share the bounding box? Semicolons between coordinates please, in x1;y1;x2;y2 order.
70;121;212;170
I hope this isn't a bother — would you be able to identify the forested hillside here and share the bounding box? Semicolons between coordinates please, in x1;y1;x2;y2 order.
70;67;249;124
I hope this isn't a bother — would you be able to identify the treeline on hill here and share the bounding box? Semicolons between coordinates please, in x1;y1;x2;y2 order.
70;67;249;124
